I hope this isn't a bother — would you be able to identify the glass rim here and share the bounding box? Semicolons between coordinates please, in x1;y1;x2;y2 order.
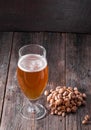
19;44;46;57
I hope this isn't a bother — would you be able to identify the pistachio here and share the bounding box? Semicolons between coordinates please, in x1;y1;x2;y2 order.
44;90;50;96
44;86;87;117
82;120;87;125
84;115;90;121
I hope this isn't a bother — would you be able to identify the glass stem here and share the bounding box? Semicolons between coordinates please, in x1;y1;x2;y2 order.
28;102;36;120
29;101;35;111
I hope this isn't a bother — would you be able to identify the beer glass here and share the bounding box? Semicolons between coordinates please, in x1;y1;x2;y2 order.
17;44;48;120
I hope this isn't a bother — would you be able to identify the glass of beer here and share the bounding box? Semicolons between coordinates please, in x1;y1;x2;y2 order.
17;44;48;120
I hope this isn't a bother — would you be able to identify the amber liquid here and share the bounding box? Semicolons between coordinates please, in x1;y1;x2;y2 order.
17;54;48;100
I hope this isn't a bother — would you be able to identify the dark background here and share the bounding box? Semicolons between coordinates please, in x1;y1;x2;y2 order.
0;0;91;33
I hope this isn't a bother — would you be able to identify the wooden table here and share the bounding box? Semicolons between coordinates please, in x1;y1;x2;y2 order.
0;32;91;130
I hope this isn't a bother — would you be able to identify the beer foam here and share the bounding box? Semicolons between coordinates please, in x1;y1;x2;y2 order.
18;54;47;72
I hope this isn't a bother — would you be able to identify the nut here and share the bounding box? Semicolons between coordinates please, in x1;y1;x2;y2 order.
58;111;62;116
44;86;87;117
84;115;90;121
74;87;78;91
82;120;87;125
63;91;69;96
68;92;73;100
62;112;66;117
56;86;61;91
57;106;61;111
82;114;90;125
44;90;50;96
50;99;54;104
55;99;63;106
50;89;54;93
71;106;77;112
77;101;82;106
54;110;58;114
82;93;87;99
59;88;64;94
47;94;52;102
66;107;71;113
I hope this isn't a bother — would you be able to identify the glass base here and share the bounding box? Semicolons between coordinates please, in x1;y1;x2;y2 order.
20;103;46;120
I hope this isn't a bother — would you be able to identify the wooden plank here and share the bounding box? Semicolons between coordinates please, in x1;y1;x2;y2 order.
0;32;13;125
43;32;66;130
0;32;35;130
1;32;66;130
66;33;91;130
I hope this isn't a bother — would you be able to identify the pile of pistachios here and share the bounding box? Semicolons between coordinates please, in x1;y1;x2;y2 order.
44;86;87;117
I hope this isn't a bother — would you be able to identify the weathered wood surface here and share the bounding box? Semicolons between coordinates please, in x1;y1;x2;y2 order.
0;32;13;125
66;34;91;130
0;32;91;130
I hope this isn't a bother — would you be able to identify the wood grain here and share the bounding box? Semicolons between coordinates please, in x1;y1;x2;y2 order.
1;32;91;130
43;32;66;130
0;32;13;125
0;32;66;130
66;33;91;130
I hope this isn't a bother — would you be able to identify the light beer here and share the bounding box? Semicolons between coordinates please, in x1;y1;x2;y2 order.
17;54;48;100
